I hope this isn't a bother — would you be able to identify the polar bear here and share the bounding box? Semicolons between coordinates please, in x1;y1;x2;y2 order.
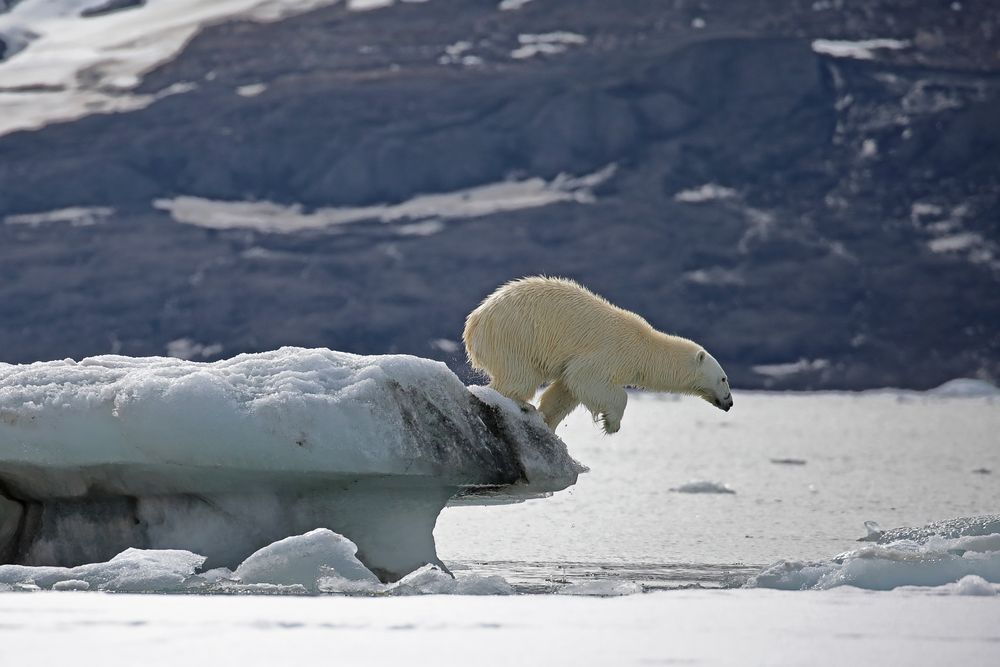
463;276;733;434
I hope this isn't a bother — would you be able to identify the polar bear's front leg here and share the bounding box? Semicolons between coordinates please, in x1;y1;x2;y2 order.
595;388;627;434
564;361;628;435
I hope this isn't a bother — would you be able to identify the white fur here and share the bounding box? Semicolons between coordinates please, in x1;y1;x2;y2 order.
463;277;733;433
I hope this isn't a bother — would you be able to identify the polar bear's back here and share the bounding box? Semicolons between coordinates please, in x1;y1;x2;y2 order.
464;276;648;380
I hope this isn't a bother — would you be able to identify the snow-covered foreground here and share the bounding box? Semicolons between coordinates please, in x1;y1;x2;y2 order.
2;588;998;667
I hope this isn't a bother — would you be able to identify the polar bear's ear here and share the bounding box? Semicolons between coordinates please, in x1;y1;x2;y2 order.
696;350;706;364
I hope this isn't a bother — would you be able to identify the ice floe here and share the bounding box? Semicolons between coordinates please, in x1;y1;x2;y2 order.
0;348;583;580
670;480;736;494
748;515;1000;591
558;580;644;596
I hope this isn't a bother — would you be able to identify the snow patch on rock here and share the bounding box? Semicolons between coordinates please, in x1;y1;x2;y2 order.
0;0;342;137
153;165;616;233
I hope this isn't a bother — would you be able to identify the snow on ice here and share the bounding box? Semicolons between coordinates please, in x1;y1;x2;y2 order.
0;348;583;580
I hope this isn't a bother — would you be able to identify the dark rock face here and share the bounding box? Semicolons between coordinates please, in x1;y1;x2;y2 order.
0;0;997;389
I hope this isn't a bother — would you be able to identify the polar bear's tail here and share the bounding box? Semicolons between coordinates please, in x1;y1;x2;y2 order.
462;307;486;373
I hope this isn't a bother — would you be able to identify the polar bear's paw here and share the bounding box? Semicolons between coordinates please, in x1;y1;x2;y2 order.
599;413;621;435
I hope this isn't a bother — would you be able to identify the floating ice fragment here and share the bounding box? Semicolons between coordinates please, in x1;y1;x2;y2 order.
51;579;90;591
388;564;457;595
559;580;643;596
861;521;884;541
749;515;1000;591
234;529;380;593
384;564;514;595
452;573;515;595
0;547;205;592
317;574;384;595
952;574;997;596
670;480;735;494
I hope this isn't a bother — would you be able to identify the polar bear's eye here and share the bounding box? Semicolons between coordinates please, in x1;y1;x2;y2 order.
722;378;728;384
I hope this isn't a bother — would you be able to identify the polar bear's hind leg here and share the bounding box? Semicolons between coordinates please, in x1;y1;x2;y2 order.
538;379;580;430
563;362;627;435
487;367;544;408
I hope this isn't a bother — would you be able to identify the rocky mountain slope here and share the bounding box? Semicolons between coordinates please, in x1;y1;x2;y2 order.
1;0;997;389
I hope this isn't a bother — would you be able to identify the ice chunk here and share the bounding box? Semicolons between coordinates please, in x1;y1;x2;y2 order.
860;520;884;541
0;348;583;580
51;579;90;591
0;528;517;595
0;548;204;592
670;480;736;494
870;515;1000;544
559;580;644;596
388;564;458;595
386;564;514;595
748;515;1000;591
234;529;380;593
952;574;998;596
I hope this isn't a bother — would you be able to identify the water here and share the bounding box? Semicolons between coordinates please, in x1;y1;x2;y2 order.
436;391;1000;588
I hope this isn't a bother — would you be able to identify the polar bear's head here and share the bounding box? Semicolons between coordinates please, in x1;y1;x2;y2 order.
694;349;733;412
